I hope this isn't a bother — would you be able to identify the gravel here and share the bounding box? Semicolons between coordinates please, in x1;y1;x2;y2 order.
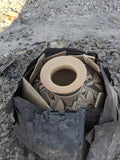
0;0;120;159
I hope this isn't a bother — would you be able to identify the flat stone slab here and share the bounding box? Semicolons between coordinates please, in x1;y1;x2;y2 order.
13;97;86;160
87;121;120;160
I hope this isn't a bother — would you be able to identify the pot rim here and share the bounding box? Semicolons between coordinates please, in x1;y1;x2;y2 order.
40;56;87;95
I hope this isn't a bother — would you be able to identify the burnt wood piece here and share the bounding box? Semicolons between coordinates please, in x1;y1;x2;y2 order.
13;97;86;160
86;122;120;160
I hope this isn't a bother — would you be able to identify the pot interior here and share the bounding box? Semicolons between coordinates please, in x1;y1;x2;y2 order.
51;69;77;86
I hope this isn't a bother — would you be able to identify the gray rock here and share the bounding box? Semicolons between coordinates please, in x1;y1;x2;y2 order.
1;130;10;138
0;136;8;144
107;58;113;65
49;41;57;48
0;58;4;64
56;40;69;48
2;84;10;92
116;73;120;80
112;52;119;58
28;152;36;160
113;77;119;86
87;122;120;160
6;148;9;153
1;123;7;131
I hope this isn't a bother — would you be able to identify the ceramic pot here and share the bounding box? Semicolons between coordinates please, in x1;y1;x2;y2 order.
40;56;87;95
40;56;87;107
33;54;104;110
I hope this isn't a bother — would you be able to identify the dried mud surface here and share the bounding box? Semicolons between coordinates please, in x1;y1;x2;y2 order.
0;0;120;160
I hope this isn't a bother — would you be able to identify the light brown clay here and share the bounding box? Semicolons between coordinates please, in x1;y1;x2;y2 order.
21;77;50;110
40;56;87;95
83;54;101;74
94;92;105;108
70;54;95;62
29;54;45;84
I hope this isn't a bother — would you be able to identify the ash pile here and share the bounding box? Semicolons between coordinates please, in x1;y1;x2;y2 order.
6;48;120;160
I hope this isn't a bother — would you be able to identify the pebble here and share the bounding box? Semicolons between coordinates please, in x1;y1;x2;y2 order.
6;148;9;153
116;73;120;80
1;129;10;138
2;84;10;92
6;154;10;159
113;77;119;86
112;52;119;58
49;41;57;48
108;40;113;44
0;78;3;86
0;137;9;144
50;9;56;16
0;58;4;64
2;123;9;131
107;58;113;65
57;40;69;48
28;152;36;160
10;79;16;84
49;40;69;48
15;152;19;160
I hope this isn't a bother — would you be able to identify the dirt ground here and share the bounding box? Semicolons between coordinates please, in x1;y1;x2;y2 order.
0;0;120;160
1;0;120;56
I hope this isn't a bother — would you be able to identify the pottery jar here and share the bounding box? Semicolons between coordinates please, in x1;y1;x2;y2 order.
40;56;87;108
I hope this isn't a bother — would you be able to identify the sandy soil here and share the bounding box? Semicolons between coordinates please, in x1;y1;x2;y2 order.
0;0;120;160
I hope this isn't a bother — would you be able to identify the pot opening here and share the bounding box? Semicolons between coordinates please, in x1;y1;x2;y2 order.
51;69;77;86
